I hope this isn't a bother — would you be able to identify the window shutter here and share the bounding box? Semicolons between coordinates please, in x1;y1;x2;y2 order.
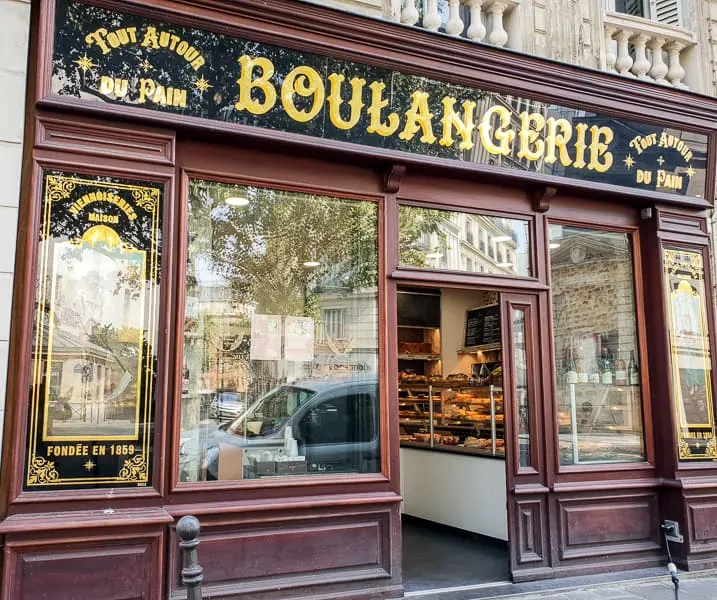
649;0;683;27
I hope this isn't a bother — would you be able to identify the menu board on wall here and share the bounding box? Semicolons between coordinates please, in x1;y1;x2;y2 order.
464;304;501;349
664;248;717;461
24;171;162;489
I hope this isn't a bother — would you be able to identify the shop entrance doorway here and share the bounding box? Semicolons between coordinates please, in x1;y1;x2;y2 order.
397;286;510;592
397;285;538;592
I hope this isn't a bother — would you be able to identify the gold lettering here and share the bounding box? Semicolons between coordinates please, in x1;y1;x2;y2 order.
637;169;652;184
191;56;205;71
281;65;325;123
177;41;189;56
478;105;515;156
142;26;160;49
587;125;613;172
172;88;187;108
517;111;545;161
399;91;436;144
544;117;573;166
573;123;588;169
327;73;366;130
139;78;156;104
85;28;111;54
439;97;476;150
366;81;399;137
99;75;114;96
235;55;277;115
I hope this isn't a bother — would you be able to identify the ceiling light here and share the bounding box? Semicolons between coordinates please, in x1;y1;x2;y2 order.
493;236;511;242
549;242;561;249
225;196;249;207
303;260;320;268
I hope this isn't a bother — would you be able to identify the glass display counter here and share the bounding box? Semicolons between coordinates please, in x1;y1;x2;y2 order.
398;383;504;457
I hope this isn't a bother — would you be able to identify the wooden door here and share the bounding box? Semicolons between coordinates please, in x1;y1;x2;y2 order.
501;292;552;580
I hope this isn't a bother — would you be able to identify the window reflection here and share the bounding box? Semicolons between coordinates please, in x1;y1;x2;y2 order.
399;205;531;276
179;181;380;482
550;225;645;464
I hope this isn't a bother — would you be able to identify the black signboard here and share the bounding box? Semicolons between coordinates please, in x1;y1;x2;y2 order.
50;0;708;198
25;171;162;489
464;305;501;348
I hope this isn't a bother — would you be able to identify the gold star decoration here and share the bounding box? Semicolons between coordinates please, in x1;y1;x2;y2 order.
139;59;153;73
84;459;96;472
194;76;213;94
686;166;696;177
623;154;635;170
657;155;665;166
74;54;97;75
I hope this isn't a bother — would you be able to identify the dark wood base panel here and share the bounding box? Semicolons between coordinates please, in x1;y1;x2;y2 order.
2;527;164;600
553;489;662;566
167;501;402;599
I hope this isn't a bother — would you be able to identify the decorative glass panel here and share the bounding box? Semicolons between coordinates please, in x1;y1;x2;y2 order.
399;205;531;276
664;248;717;460
550;225;645;464
25;172;162;490
512;308;530;467
180;181;379;482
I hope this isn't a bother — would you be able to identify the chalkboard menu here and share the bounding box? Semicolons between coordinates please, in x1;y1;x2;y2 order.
464;305;501;348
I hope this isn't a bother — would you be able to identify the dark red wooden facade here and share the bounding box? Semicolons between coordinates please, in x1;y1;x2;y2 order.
1;1;717;598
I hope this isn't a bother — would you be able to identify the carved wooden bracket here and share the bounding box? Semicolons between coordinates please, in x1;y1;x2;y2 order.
532;185;557;212
384;164;407;194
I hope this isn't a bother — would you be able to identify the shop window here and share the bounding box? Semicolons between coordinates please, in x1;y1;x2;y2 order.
399;205;531;277
549;224;646;465
179;181;379;483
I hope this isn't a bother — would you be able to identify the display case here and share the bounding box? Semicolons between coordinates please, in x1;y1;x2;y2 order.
557;382;644;463
399;383;505;457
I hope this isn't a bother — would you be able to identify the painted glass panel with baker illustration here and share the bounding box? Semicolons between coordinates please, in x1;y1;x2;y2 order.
24;171;162;490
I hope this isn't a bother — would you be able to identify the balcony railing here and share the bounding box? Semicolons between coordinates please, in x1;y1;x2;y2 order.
603;11;697;89
400;0;520;48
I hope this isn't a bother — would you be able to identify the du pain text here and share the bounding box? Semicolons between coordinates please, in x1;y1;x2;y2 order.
83;24;695;192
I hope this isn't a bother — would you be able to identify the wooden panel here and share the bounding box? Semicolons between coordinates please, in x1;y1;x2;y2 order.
557;493;660;560
36;115;175;165
4;536;162;600
657;210;708;237
688;500;717;546
168;511;393;598
514;497;547;565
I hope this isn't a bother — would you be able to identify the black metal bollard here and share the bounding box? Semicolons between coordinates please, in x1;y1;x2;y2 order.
177;515;204;600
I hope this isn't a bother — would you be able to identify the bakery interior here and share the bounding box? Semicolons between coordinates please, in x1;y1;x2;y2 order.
397;286;510;590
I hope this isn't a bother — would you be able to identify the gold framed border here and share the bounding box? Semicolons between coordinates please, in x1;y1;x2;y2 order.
26;173;161;487
664;248;717;461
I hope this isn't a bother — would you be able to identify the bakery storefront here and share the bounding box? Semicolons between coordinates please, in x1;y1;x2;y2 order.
2;0;717;598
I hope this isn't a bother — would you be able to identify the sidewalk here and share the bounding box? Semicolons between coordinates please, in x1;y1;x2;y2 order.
487;571;717;600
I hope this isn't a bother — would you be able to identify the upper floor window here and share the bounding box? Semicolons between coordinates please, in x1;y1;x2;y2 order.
612;0;683;27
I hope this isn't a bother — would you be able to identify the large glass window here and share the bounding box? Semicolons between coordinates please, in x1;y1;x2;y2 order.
399;206;531;277
550;225;645;465
180;181;379;482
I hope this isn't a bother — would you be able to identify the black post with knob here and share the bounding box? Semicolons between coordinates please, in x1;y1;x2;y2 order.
177;515;203;600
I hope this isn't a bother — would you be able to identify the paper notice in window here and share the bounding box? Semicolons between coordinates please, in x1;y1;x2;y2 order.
284;316;315;362
250;314;282;361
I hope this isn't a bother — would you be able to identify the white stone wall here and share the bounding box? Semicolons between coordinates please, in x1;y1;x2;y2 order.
0;0;30;458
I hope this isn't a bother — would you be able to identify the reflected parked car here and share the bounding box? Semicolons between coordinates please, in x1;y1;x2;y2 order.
208;391;246;421
179;377;379;482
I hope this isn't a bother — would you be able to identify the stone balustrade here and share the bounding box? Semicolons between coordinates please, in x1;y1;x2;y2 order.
400;0;520;49
603;12;696;89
